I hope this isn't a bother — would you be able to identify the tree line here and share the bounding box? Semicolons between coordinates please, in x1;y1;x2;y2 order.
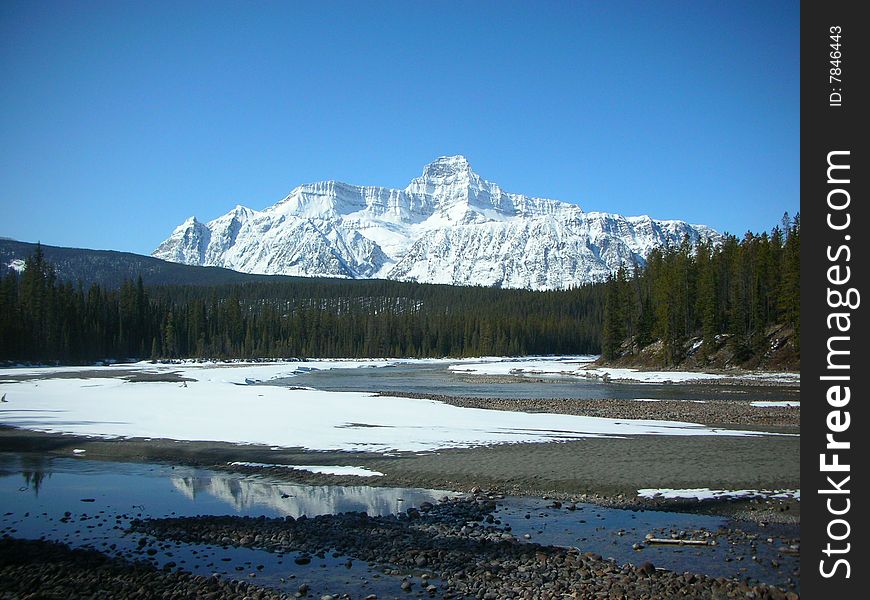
601;213;800;365
0;245;605;363
1;214;800;366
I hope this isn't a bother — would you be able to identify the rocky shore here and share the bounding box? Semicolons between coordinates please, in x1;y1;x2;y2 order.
0;537;287;600
130;491;799;600
378;392;799;429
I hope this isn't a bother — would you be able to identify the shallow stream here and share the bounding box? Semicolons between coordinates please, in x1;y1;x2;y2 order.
285;363;800;403
0;452;798;595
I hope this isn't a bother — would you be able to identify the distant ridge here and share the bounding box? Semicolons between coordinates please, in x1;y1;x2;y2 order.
0;239;303;288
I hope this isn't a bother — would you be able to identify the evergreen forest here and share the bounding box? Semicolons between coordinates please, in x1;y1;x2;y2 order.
0;246;604;362
601;214;800;366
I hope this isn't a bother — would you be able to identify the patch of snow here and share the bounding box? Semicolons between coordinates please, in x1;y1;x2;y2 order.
581;368;725;383
750;401;800;408
0;362;781;453
7;259;25;273
447;360;780;384
172;358;401;385
0;359;400;382
638;488;800;501
576;366;799;385
448;356;599;376
227;462;384;477
741;372;801;383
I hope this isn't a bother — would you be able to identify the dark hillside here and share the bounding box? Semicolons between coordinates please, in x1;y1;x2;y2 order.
0;239;300;288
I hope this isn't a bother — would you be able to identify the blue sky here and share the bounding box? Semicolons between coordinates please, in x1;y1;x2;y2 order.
1;1;799;255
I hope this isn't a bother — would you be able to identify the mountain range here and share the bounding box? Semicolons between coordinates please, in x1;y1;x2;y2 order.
153;156;719;290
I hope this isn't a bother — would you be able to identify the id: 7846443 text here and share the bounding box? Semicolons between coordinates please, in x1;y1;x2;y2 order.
829;26;843;107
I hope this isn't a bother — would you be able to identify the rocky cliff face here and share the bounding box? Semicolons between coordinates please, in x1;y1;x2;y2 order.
153;156;719;290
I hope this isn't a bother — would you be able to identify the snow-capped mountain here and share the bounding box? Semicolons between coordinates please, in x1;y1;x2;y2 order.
153;156;719;290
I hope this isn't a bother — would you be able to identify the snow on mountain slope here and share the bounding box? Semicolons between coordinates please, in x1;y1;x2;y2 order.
152;156;719;289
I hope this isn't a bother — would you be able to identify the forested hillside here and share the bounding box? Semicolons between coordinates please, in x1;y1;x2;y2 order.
0;246;604;363
0;239;301;288
600;214;800;369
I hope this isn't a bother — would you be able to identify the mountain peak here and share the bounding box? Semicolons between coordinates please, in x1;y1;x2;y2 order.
153;158;721;289
230;204;253;217
418;155;474;181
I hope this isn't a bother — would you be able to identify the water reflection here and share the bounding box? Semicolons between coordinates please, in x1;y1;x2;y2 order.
171;474;449;517
0;454;51;497
20;470;51;495
0;452;452;520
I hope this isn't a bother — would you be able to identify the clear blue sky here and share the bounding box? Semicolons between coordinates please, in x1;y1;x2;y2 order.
1;0;799;255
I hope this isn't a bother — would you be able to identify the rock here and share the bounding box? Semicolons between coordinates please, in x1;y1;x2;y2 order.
639;561;656;576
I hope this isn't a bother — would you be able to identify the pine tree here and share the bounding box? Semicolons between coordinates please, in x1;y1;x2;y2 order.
601;274;624;360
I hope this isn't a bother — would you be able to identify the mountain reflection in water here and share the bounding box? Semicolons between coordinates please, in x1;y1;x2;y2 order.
0;453;454;520
171;474;452;517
